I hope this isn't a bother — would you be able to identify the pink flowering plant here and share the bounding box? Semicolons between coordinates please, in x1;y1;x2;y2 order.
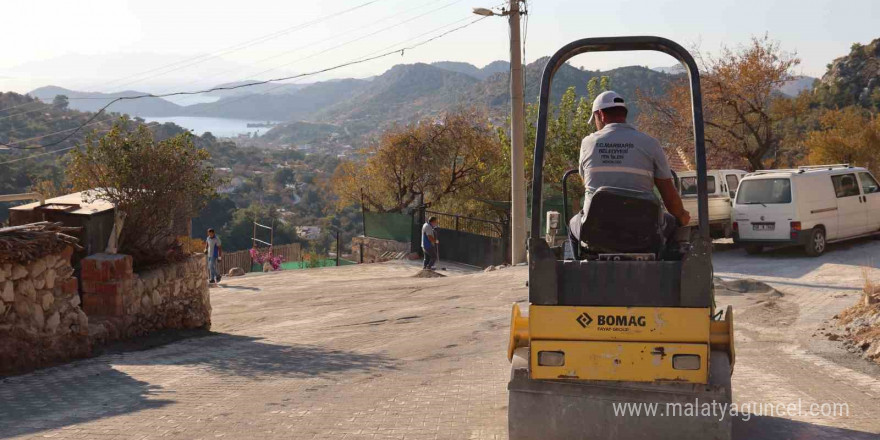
249;247;285;270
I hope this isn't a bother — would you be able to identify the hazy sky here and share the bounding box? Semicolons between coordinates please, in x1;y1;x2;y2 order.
1;0;876;96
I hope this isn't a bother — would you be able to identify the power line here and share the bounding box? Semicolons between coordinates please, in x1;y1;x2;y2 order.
242;0;465;82
197;13;479;109
99;0;383;93
0;15;490;159
2;6;483;146
0;99;46;114
161;0;441;94
0;0;382;115
0;120;163;165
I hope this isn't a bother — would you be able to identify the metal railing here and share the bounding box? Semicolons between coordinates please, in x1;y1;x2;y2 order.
425;210;506;238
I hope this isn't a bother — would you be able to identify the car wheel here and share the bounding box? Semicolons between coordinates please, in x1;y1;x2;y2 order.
804;228;826;257
744;245;763;255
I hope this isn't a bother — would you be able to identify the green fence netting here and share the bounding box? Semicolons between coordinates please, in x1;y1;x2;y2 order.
251;259;355;272
363;211;413;242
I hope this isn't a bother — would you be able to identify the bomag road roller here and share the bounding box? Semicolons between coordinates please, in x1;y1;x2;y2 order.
507;36;735;440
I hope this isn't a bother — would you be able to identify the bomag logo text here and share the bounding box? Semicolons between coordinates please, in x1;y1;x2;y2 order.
597;315;647;327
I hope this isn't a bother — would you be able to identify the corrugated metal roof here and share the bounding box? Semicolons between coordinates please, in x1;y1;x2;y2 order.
10;190;114;216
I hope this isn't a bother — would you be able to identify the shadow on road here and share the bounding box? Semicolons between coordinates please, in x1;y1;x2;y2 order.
0;332;396;438
734;415;878;439
113;333;398;379
218;284;261;291
0;362;172;439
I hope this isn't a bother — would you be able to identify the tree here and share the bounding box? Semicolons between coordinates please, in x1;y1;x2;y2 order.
67;119;217;265
331;108;501;213
52;94;69;110
272;167;296;189
499;76;610;194
220;204;302;252
805;107;880;175
489;77;609;220
638;36;803;170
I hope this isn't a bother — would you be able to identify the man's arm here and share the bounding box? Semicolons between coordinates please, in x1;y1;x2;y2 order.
655;178;691;227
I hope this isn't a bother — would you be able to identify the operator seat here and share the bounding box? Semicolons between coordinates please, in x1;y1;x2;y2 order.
576;186;666;257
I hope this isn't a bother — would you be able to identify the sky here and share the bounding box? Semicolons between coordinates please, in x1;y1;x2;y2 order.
0;0;877;98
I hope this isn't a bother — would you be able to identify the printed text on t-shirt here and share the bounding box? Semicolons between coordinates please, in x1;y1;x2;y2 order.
596;142;635;165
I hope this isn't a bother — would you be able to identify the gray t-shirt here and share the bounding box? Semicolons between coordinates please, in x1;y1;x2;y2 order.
579;123;673;193
576;123;673;217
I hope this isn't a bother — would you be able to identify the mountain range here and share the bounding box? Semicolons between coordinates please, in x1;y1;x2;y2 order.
29;59;675;135
29;55;826;140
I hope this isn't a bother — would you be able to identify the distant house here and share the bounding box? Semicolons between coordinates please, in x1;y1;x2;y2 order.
295;226;322;240
218;177;245;194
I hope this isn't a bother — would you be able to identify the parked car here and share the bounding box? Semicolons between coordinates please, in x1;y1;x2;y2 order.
732;164;880;256
676;169;747;238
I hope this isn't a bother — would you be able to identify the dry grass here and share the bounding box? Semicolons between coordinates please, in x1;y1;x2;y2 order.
837;266;879;325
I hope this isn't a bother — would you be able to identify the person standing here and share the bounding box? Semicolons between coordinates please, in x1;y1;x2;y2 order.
421;216;439;270
205;228;223;283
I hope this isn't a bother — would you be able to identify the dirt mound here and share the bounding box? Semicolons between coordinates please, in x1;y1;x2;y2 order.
714;277;782;297
834;282;880;364
413;269;446;278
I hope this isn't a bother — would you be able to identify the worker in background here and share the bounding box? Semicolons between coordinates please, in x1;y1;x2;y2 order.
569;91;690;249
205;228;223;284
422;216;439;270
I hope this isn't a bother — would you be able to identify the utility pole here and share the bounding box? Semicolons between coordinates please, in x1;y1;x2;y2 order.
474;1;526;264
508;0;526;264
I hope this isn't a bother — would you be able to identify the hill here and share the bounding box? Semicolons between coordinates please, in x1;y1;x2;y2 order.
315;63;480;130
432;60;510;79
29;86;182;117
184;78;370;121
260;121;346;146
652;64;686;75
470;58;673;117
205;81;308;99
778;75;817;97
814;38;880;110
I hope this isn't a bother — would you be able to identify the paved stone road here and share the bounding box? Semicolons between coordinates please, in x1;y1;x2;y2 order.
1;239;879;439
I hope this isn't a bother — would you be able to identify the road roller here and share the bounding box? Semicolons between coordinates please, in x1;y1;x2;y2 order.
507;36;735;440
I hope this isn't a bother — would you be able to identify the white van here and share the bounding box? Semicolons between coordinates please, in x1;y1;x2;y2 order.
732;164;880;256
677;169;747;238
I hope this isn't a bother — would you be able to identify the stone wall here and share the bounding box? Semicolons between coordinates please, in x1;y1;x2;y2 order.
82;254;211;343
351;236;411;263
0;247;91;375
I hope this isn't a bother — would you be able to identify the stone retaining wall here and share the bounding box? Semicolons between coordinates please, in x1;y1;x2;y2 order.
0;247;90;375
351;236;411;263
82;254;211;343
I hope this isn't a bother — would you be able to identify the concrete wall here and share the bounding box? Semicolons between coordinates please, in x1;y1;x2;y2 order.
82;254;211;343
351;236;411;263
0;247;91;375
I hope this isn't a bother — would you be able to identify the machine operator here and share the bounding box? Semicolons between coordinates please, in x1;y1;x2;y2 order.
569;91;691;250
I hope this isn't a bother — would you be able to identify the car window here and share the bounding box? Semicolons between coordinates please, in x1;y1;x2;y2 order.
680;176;715;196
725;174;739;198
736;179;792;204
831;174;861;198
859;172;880;194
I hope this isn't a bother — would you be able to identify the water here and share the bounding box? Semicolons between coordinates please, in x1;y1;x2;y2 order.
143;116;279;138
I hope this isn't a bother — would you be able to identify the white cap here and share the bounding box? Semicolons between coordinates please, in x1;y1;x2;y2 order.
587;90;627;124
